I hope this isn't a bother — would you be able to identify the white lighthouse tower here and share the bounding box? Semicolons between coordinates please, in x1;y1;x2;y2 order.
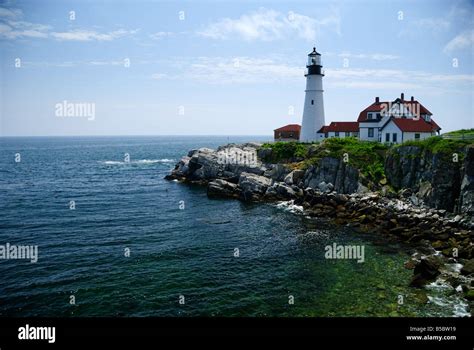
300;47;325;142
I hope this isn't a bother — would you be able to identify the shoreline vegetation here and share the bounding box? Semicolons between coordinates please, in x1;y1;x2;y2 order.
165;131;474;316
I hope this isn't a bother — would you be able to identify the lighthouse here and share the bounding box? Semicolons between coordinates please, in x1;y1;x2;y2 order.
300;47;325;142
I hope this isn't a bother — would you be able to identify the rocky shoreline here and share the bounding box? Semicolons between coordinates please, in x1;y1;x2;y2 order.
165;142;474;315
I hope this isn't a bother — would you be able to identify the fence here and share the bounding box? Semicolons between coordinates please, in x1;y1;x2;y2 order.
441;133;474;141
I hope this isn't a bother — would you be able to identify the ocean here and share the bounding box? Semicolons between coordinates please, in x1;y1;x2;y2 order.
0;136;468;317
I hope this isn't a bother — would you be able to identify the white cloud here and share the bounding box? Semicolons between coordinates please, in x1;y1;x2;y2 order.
151;73;168;80
197;8;340;41
89;60;124;66
151;56;473;94
326;68;474;90
0;7;138;42
50;29;139;41
0;14;50;39
0;7;22;18
398;17;451;38
338;52;399;61
153;56;303;83
149;31;173;40
443;29;474;53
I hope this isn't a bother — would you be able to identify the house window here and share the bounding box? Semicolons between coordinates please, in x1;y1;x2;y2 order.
385;133;390;142
335;131;339;137
376;113;381;119
415;133;420;140
345;132;350;137
311;100;314;105
325;133;328;138
392;133;397;143
368;128;374;137
367;113;372;120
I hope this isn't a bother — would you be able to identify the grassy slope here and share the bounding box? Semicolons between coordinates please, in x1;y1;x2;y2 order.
262;138;388;183
260;134;473;184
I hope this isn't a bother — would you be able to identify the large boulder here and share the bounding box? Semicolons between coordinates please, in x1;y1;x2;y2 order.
273;182;296;198
461;258;474;276
263;164;290;182
284;169;305;186
238;172;272;201
207;179;239;198
409;256;442;288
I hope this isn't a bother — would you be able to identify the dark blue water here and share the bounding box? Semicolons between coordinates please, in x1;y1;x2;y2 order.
0;136;466;317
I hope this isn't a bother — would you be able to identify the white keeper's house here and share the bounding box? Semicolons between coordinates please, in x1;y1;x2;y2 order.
316;93;441;144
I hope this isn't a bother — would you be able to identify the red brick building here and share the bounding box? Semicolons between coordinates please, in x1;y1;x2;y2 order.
274;124;301;141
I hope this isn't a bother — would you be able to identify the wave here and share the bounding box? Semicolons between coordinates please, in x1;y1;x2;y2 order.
275;200;304;214
99;159;175;165
426;279;471;317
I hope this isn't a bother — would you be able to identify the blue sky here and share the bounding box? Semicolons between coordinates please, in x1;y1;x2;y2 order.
0;0;473;136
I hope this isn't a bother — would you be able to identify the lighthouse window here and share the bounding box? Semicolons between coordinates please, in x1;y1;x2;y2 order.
311;100;314;105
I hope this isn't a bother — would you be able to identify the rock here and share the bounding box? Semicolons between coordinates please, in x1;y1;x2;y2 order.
410;256;442;288
304;157;360;194
274;182;296;198
284;169;305;186
263;164;290;182
461;259;474;275
404;258;417;270
317;181;334;193
460;145;474;215
238;172;272;201
465;289;474;300
207;179;238;198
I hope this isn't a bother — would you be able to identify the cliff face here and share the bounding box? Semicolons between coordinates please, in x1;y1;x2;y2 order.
385;145;474;214
303;157;361;194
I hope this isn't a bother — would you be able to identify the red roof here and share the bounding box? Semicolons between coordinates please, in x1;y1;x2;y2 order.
274;124;301;132
358;99;432;122
386;117;441;132
317;125;329;133
318;122;359;133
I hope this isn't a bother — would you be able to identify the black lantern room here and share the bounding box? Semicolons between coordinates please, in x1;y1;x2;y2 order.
306;47;324;76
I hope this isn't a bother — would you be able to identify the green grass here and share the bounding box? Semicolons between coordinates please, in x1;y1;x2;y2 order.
312;138;388;182
302;137;388;182
261;141;311;162
393;135;472;155
442;128;474;137
262;138;389;183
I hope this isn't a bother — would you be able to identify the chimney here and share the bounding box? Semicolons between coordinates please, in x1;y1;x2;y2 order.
375;96;379;103
401;93;405;100
411;96;414;102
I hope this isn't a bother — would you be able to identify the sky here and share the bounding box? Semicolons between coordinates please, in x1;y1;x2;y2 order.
0;0;473;136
